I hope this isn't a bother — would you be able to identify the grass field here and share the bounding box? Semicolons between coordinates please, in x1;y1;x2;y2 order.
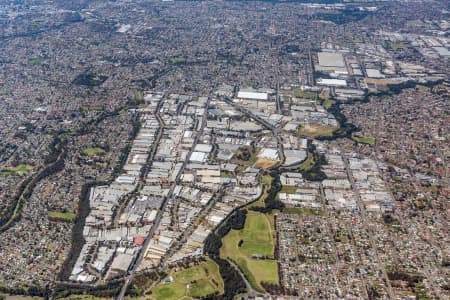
261;175;272;186
321;98;335;109
353;137;375;145
415;84;430;92
150;260;223;300
82;147;106;156
80;105;103;113
249;175;273;208
282;207;325;216
29;58;45;65
299;153;315;170
169;57;186;64
232;146;258;166
298;124;336;138
254;157;278;169
48;211;77;222
280;185;298;194
389;42;406;51
293;89;317;100
220;211;278;292
134;90;144;101
0;164;32;176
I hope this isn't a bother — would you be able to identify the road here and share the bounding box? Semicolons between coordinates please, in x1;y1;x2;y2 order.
222;95;285;165
160;189;224;268
227;260;261;298
318;183;371;298
340;149;395;299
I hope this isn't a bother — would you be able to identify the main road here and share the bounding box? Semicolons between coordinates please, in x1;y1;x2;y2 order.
340;148;394;299
222;95;285;165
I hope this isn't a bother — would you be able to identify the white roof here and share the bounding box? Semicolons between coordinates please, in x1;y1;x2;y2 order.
210;215;224;224
116;175;136;184
194;144;213;153
237;91;268;100
189;151;207;163
181;173;195;182
318;52;345;67
258;148;279;160
433;47;450;56
111;253;134;272
148;210;158;221
159;236;173;245
317;78;347;87
366;69;385;78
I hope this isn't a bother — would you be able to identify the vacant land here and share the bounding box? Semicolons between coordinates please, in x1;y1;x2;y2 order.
298;124;336;138
364;78;406;86
150;260;223;300
2;296;44;300
254;157;278;169
82;147;106;156
0;164;32;176
220;211;278;292
48;211;77;222
58;296;111;300
353;136;376;145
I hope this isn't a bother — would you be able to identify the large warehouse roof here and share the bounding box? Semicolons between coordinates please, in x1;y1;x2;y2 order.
237;91;269;100
318;52;346;68
317;78;347;87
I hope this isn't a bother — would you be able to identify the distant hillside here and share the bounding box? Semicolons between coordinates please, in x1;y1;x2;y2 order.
225;0;344;3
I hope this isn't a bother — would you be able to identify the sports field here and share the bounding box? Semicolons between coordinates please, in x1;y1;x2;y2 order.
150;260;224;300
220;211;278;292
82;147;106;156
